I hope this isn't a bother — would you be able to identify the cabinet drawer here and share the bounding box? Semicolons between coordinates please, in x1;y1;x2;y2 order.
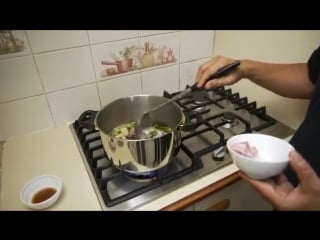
194;179;272;211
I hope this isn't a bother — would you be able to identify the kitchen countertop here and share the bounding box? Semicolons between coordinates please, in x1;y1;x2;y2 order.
0;126;101;211
0;125;292;211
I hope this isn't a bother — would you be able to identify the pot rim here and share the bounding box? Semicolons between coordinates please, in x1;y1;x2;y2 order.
94;94;186;141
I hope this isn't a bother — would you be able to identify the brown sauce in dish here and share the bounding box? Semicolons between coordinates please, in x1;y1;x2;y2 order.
32;187;57;204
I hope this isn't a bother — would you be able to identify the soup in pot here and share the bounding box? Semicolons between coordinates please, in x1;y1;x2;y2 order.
110;121;172;140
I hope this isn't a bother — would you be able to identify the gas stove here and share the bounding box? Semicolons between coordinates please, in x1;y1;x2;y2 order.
70;86;295;211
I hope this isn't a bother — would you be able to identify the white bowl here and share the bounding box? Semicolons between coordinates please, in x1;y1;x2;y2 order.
226;133;294;180
20;175;62;210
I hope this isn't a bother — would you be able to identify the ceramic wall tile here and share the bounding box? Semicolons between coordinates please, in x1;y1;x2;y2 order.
98;73;142;106
138;32;180;70
88;30;138;44
91;32;180;81
141;65;179;96
180;31;214;62
179;58;210;90
35;47;95;92
0;31;31;59
0;56;43;103
47;84;100;126
138;30;177;37
91;38;139;81
0;30;217;138
27;30;89;53
0;96;53;139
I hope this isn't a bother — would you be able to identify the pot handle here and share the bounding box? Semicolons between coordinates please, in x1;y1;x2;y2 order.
77;110;98;130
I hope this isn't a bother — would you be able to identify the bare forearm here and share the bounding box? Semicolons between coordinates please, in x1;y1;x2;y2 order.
241;60;315;99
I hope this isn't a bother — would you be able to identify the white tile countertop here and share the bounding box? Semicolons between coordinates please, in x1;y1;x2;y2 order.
0;125;246;211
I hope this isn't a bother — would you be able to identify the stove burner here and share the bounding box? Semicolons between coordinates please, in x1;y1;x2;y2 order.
221;112;239;129
193;91;209;105
182;110;204;131
193;104;208;112
124;174;156;183
212;146;226;161
222;112;235;123
123;166;168;183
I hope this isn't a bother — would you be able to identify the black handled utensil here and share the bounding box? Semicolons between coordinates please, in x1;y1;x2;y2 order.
148;60;240;111
135;60;241;138
189;59;241;91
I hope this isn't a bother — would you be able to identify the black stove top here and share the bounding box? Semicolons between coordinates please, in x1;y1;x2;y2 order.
71;86;295;210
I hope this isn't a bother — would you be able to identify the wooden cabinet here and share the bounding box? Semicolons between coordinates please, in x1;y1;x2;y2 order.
193;179;272;211
181;205;194;211
162;173;273;211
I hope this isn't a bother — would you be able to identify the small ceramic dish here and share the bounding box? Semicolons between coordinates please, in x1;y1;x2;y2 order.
227;133;294;180
20;175;62;210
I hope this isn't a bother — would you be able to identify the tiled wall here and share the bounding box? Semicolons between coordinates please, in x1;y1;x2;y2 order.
0;30;215;139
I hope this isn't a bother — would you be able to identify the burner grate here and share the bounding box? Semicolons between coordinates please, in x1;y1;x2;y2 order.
72;85;282;209
72;121;203;207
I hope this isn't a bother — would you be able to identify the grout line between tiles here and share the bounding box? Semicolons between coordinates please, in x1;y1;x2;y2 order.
24;31;35;54
0;93;45;104
212;30;216;55
2;39;133;57
0;133;4;204
87;31;102;108
178;31;181;90
180;57;212;65
1;30;210;106
179;31;181;90
137;33;144;93
87;35;140;46
0;62;188;105
140;62;179;73
0;31;182;61
25;32;57;127
0;44;90;60
29;35;142;55
140;72;144;94
138;31;180;38
0;81;107;105
0;58;208;105
33;44;91;56
0;52;31;60
87;30;93;45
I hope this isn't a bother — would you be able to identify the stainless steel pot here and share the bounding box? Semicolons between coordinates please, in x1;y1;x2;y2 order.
78;95;185;180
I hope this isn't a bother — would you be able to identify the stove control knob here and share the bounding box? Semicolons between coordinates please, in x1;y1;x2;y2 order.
212;146;226;161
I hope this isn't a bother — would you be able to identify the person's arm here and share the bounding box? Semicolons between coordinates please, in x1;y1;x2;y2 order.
242;60;314;99
196;56;315;99
240;150;320;211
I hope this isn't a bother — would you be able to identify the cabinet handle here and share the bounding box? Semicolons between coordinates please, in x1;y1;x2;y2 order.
207;199;230;211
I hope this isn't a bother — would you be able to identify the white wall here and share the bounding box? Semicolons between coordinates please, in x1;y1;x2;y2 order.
213;30;320;129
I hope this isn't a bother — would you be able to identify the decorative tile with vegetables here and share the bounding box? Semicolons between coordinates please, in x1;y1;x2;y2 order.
100;41;177;78
0;31;26;55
